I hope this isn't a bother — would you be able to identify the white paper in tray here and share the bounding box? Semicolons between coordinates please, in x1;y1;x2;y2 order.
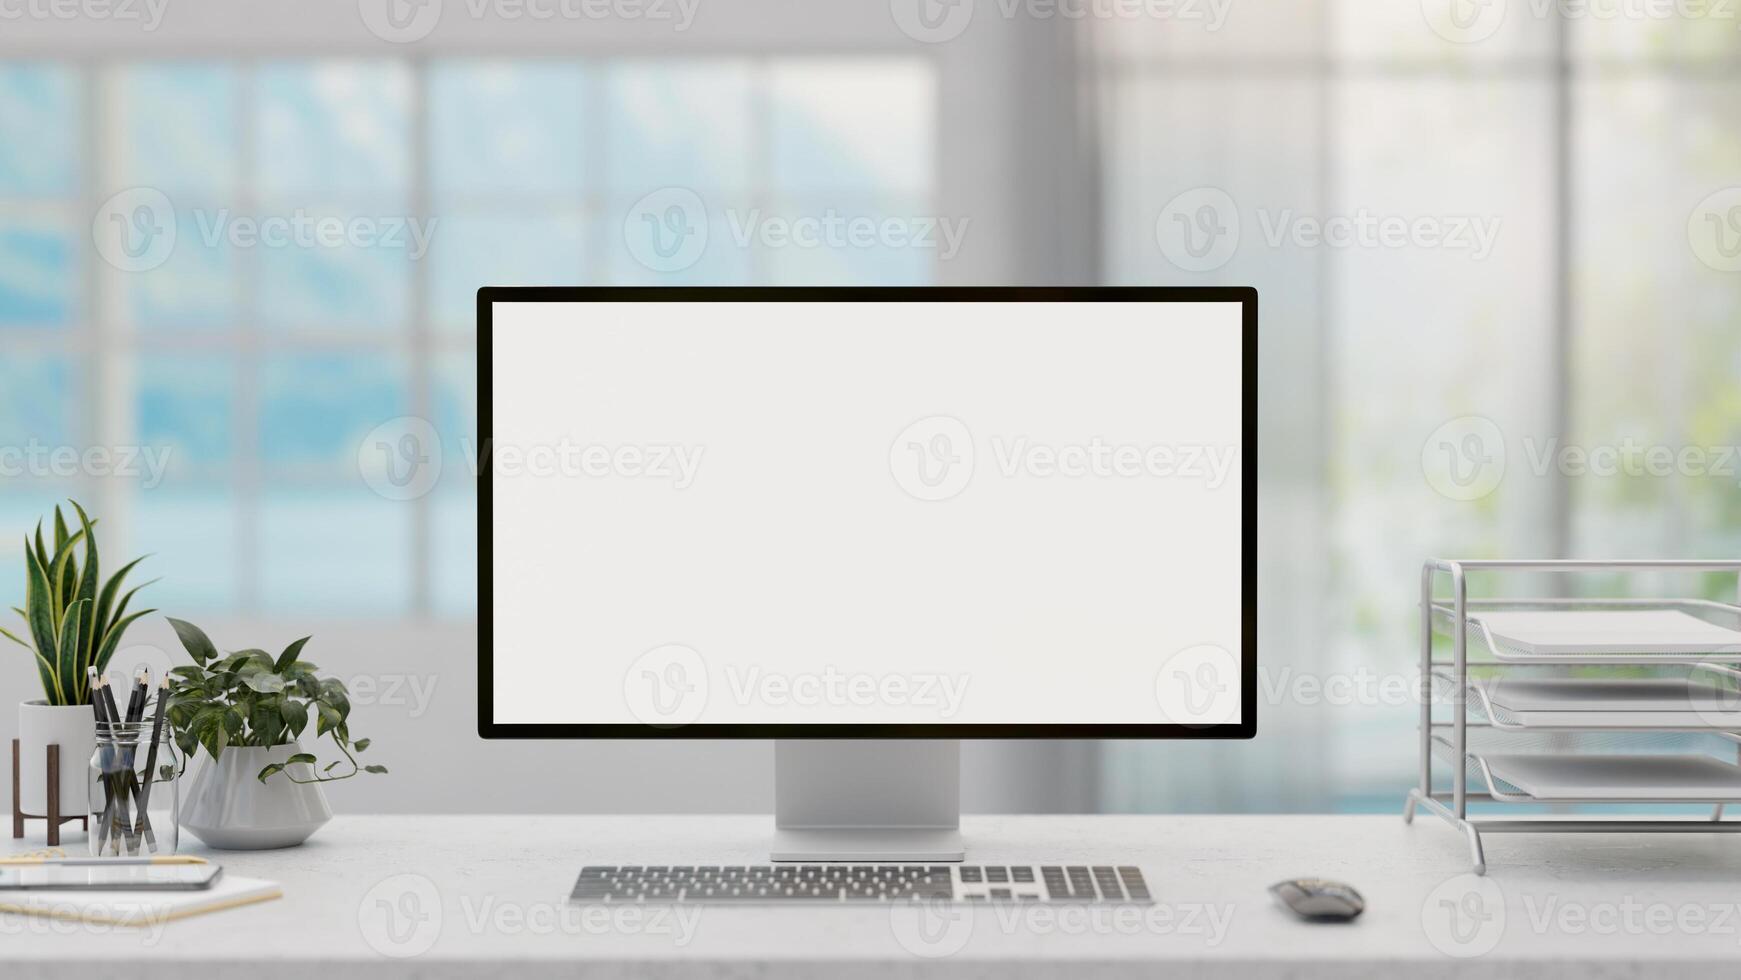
1483;754;1741;801
1474;609;1741;655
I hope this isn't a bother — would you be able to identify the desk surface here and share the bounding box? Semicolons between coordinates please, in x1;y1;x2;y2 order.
8;813;1741;978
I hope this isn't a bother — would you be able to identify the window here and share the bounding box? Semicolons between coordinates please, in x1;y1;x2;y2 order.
1095;5;1741;811
0;56;937;619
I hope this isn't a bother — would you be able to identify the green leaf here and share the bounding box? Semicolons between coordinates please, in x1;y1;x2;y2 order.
248;699;281;744
198;719;228;761
242;671;286;694
353;738;371;753
93;608;157;676
69;501;101;674
22;539;61;702
315;701;343;736
281;700;309;737
55;599;89;709
324;760;342;773
46;530;82;631
168;665;209;682
274;636;312;673
256;764;284;783
223;707;244;735
93;554;149;655
362;765;388;775
32;522;54;630
167;618;219;667
52;507;69;559
286;752;317;766
0;623;29;650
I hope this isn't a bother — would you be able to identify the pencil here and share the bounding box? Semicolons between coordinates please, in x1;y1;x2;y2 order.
134;674;169;851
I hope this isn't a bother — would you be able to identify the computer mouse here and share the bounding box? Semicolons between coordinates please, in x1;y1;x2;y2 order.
1269;878;1365;921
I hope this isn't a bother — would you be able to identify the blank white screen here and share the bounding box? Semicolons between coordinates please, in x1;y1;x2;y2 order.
490;300;1244;726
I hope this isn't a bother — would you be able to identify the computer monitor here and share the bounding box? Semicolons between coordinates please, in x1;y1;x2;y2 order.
479;287;1256;860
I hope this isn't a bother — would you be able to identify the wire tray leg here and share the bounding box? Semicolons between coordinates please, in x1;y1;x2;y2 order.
1463;822;1487;876
1404;787;1420;824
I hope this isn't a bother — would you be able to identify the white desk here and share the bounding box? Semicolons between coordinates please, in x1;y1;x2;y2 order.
8;813;1741;978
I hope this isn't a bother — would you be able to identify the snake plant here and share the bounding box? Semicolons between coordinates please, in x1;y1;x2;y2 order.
0;501;156;706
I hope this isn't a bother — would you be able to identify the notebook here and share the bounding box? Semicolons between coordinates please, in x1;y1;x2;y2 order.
0;874;281;926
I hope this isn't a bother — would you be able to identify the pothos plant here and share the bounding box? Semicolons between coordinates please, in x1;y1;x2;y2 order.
164;618;387;784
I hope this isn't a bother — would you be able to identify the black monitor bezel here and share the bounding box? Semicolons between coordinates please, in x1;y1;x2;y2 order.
477;286;1257;740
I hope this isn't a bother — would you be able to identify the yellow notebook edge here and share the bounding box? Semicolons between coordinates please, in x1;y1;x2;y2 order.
0;885;282;927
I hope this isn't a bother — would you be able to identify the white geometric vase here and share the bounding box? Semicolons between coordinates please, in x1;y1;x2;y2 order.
180;743;332;850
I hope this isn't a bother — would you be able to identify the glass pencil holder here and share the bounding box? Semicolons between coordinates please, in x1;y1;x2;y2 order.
88;720;181;857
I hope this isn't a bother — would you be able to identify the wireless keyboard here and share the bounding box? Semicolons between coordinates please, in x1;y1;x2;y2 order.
569;865;1152;904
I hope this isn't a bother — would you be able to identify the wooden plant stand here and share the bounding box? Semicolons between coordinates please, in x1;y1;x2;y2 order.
11;740;88;847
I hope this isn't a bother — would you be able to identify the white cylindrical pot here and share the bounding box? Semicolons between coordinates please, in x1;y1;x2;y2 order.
17;701;94;820
180;743;333;850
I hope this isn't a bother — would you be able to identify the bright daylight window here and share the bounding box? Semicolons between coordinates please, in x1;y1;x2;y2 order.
0;57;937;619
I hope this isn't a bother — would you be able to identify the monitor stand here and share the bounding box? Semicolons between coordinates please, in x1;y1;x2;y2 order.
771;739;964;862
